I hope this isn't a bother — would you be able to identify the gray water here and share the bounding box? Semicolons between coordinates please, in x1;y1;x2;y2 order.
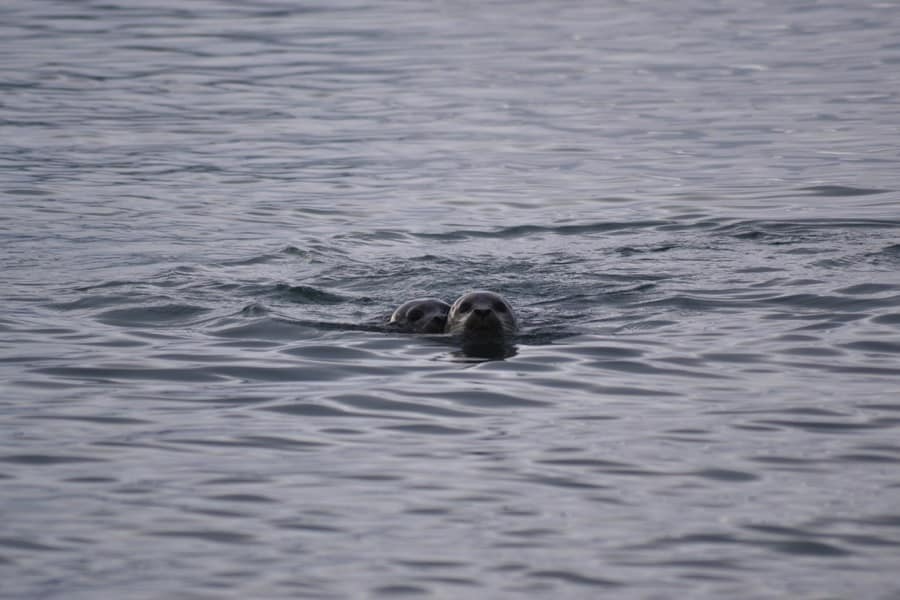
3;1;900;598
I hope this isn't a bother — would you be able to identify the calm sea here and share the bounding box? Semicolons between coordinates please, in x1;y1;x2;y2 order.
3;1;900;598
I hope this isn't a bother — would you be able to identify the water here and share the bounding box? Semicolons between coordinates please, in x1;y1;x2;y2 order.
3;1;900;598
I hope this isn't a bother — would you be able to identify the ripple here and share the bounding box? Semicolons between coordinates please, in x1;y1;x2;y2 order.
842;340;900;354
48;293;137;311
26;414;151;425
334;394;478;418
766;540;851;557
271;283;349;304
415;220;670;241
750;419;885;434
689;469;758;482
0;536;66;552
381;423;474;435
764;292;900;312
284;344;381;361
206;493;276;504
95;304;212;327
835;453;899;464
871;313;900;325
209;316;313;341
37;365;228;383
428;390;549;409
0;454;106;465
713;218;900;243
798;185;891;197
373;584;429;597
148;530;255;544
528;570;622;588
260;401;398;419
835;283;898;295
168;435;326;451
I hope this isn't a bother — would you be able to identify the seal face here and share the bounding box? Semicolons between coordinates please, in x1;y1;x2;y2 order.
445;291;517;342
389;298;451;334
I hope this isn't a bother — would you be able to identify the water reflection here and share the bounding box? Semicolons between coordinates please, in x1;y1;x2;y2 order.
455;341;518;361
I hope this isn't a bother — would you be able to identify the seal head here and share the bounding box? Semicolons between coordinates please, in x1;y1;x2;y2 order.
445;291;517;342
389;298;451;334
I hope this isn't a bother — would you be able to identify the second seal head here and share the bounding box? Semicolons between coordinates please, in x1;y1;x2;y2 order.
389;297;451;333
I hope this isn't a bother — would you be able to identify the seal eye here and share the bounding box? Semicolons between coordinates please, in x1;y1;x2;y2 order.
408;309;423;322
493;301;507;313
458;302;472;314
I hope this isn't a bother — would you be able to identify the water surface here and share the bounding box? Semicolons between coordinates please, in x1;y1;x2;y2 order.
3;1;900;598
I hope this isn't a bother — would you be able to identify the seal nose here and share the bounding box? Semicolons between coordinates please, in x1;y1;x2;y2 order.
473;308;492;319
428;316;447;332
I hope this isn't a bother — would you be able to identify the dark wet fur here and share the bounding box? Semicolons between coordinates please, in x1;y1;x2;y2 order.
389;297;451;334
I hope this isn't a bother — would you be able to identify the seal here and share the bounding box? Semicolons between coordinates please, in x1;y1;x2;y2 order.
389;297;451;334
445;291;517;342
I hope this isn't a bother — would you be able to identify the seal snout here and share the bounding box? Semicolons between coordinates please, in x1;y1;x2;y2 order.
446;290;518;341
428;315;447;332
